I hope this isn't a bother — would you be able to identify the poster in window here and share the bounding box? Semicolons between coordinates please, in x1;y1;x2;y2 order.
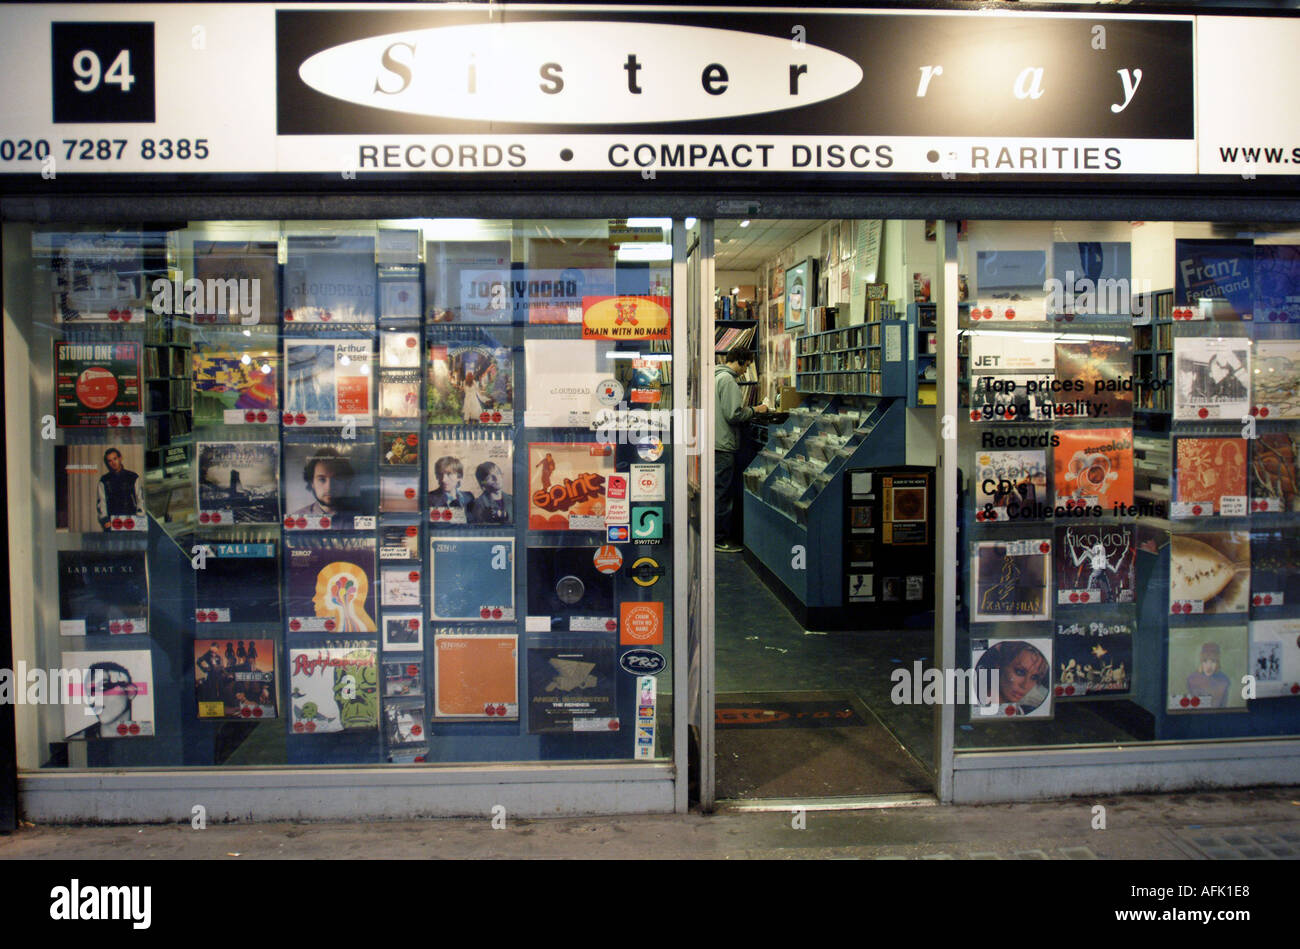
1168;531;1250;615
527;641;617;734
282;439;376;531
192;339;279;425
1173;239;1253;320
428;436;514;526
40;231;145;323
430;537;515;622
288;643;379;733
1055;621;1132;697
1172;336;1251;421
528;442;614;531
56;441;147;533
284;535;378;634
55;342;142;428
57;550;149;636
970;539;1051;623
1167;626;1248;712
970;637;1053;719
427;333;514;426
283;235;376;324
1054;524;1135;605
434;633;519;720
61;649;155;739
283;339;373;427
194;638;277;720
197;441;281;525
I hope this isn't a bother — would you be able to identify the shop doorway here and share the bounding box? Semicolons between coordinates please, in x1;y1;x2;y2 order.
699;218;939;807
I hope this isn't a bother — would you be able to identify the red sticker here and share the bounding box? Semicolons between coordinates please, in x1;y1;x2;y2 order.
124;518;134;530
405;488;416;499
408;618;419;630
284;309;295;321
1039;542;1050;553
406;433;418;446
492;608;503;619
320;517;330;528
290;619;301;631
1198;408;1209;419
245;411;256;423
294;722;305;732
117;723;129;735
109;622;121;634
122;622;133;633
296;517;307;528
1260;407;1270;418
1005;308;1015;319
411;724;423;736
324;619;335;631
257;411;268;423
241;707;251;718
253;707;263;718
408;571;420;583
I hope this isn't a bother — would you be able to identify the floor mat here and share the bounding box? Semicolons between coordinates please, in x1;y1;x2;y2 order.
714;691;932;800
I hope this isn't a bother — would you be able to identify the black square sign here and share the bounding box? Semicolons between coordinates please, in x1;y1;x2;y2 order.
52;22;155;124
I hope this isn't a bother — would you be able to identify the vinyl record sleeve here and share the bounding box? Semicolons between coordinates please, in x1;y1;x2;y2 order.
41;231;146;323
967;333;1055;421
1050;241;1133;320
383;656;424;697
1053;339;1132;419
970;539;1051;623
1052;427;1133;510
380;429;421;467
61;649;155;739
382;612;423;652
283;235;376;324
1174;239;1254;320
288;643;380;733
380;278;422;322
1249;530;1300;613
433;633;520;719
284;535;378;634
970;637;1053;718
379;524;420;562
282;440;376;531
55;341;142;427
380;566;421;607
430;536;515;622
527;641;617;734
1172;437;1248;517
426;334;514;426
1054;524;1135;605
1253;244;1300;323
1055;620;1132;696
1167;625;1248;711
379;473;421;514
283;339;374;426
1168;531;1251;615
528;442;615;531
384;700;427;746
191;240;280;325
379;368;421;419
425;239;512;323
973;448;1048;521
57;441;147;533
1250;339;1300;418
191;339;279;425
194;638;277;720
1248;619;1300;699
195;541;280;625
427;436;514;526
523;339;614;428
1173;337;1251;421
526;546;616;622
197;441;280;525
57;550;149;636
380;329;422;367
1249;433;1300;512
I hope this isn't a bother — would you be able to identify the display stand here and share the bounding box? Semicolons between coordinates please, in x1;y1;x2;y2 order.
843;464;936;626
741;395;907;628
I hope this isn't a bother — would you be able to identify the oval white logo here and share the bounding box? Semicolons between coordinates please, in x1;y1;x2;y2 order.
298;22;863;124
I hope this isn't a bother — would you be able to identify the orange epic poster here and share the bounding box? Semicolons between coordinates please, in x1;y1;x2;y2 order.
433;634;519;720
1053;427;1134;511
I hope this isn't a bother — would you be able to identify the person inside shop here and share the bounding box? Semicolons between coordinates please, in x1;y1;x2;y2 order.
714;347;767;552
290;447;360;528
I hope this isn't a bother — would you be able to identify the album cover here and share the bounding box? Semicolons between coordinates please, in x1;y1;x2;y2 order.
384;700;427;746
40;232;145;323
56;441;147;533
191;339;279;425
283;235;376;323
1055;620;1132;696
970;637;1053;718
191;240;280;324
380;566;421;607
1173;337;1251;421
380;329;421;368
427;333;514;425
526;546;616;622
283;339;374;426
197;441;280;524
970;539;1051;623
433;633;520;720
1054;339;1132;418
380;278;422;322
973;250;1047;322
61;649;155;739
973;448;1048;520
282;440;376;530
425;239;512;323
380;430;420;467
527;641;617;733
847;573;874;603
523;339;621;428
1254;244;1300;323
967;333;1055;421
1250;530;1300;612
1174;239;1254;320
427;436;514;525
379;524;420;562
1172;437;1248;516
523;268;618;325
57;550;149;636
430;537;515;622
1052;427;1134;510
528;442;615;531
383;656;424;697
379;369;421;419
284;535;377;634
1249;433;1300;512
289;644;380;733
1054;524;1135;605
195;541;280;625
1248;619;1300;699
1167;626;1248;711
881;473;929;544
1251;339;1300;417
382;613;423;652
1169;531;1251;615
55;342;142;427
380;473;421;514
194;638;277;720
630;359;664;404
1050;241;1132;319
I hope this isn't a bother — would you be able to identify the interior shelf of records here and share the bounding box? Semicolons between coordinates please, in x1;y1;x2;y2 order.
907;303;942;408
742;395;907;623
795;301;905;397
715;319;760;404
44;227;676;765
1131;289;1174;414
